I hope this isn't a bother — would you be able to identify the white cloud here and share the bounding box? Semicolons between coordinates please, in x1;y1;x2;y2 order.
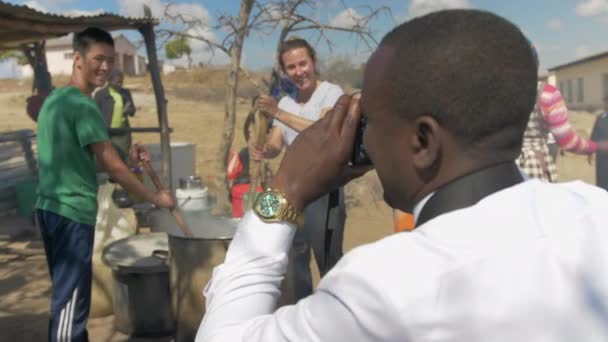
260;3;297;27
118;0;211;24
169;26;230;67
166;3;211;25
576;0;608;17
329;8;365;29
262;3;287;21
64;9;105;17
117;0;164;18
408;0;473;19
23;0;94;15
23;1;48;12
116;0;237;67
546;19;562;30
187;27;215;46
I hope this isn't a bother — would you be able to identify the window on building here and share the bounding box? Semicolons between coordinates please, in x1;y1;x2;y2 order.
566;79;573;103
559;81;564;95
64;52;73;60
577;78;584;103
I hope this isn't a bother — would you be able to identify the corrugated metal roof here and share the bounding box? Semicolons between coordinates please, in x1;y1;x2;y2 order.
0;0;158;49
44;35;72;48
44;33;135;48
548;50;608;72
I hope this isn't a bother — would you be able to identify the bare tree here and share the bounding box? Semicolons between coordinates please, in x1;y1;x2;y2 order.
157;1;391;215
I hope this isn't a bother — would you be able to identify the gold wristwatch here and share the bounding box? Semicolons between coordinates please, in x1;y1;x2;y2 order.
253;188;304;226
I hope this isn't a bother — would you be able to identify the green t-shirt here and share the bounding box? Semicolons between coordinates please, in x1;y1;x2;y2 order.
36;86;109;225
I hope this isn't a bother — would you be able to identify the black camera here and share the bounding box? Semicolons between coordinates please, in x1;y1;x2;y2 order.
350;114;372;166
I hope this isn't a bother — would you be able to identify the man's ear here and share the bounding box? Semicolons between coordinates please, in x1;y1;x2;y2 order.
73;50;83;69
410;115;441;170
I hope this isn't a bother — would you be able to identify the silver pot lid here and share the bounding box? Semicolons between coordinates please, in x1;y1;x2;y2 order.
102;232;169;273
146;209;239;239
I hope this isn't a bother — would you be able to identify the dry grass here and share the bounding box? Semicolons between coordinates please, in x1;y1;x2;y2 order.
162;67;263;102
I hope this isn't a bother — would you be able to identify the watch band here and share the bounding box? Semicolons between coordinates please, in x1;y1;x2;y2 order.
282;202;305;226
254;188;305;226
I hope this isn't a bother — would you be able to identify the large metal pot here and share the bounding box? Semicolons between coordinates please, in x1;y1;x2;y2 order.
147;210;238;342
102;232;175;337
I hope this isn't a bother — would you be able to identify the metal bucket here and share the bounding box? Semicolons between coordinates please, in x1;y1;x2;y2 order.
147;210;238;342
102;232;175;337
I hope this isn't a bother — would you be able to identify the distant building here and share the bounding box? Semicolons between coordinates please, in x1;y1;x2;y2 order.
162;63;176;75
21;34;147;77
548;51;608;111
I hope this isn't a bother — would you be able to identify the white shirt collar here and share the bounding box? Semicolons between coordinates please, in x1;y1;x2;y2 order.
412;192;434;225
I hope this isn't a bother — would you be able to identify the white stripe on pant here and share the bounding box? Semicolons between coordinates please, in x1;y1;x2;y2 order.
57;288;78;341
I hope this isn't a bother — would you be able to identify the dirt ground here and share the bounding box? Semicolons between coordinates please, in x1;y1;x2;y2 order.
0;74;600;341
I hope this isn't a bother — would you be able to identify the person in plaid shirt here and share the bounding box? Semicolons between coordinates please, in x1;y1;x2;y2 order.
517;43;608;181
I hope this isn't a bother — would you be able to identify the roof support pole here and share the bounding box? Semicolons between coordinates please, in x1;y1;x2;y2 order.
139;16;172;189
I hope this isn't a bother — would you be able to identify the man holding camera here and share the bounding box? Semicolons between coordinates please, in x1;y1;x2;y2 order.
197;10;608;342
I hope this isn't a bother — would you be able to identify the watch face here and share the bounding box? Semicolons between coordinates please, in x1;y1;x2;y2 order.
256;192;281;218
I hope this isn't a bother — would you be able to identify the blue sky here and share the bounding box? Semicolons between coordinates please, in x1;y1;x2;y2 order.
1;0;608;78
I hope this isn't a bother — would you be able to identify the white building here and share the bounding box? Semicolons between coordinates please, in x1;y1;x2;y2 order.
21;34;147;77
548;51;608;111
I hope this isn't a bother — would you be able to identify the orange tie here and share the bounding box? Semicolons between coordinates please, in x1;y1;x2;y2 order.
393;209;415;232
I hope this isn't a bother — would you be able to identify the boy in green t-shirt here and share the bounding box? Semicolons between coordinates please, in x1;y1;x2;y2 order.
36;27;175;342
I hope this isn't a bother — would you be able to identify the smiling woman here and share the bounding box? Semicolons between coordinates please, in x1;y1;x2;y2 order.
247;36;348;304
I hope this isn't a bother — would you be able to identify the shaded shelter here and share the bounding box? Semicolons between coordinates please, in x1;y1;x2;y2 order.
0;1;173;187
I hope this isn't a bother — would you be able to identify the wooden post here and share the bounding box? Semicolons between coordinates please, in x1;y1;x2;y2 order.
139;7;172;189
212;0;254;216
245;111;269;210
19;134;37;177
21;41;52;94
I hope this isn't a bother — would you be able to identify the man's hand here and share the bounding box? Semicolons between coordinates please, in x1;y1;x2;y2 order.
153;190;176;209
129;142;151;167
255;95;279;117
270;94;373;210
91;141;157;204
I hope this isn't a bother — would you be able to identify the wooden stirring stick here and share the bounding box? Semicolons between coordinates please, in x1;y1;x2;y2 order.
142;161;194;238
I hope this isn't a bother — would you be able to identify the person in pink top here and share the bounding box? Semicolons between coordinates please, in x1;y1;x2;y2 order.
516;43;608;181
540;83;597;153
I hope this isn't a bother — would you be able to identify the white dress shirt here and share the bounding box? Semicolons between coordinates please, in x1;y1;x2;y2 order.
196;180;608;341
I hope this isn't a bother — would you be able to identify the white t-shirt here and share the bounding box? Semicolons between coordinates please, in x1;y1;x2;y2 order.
273;81;343;145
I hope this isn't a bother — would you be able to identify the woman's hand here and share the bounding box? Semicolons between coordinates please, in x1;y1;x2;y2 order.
255;95;279;117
